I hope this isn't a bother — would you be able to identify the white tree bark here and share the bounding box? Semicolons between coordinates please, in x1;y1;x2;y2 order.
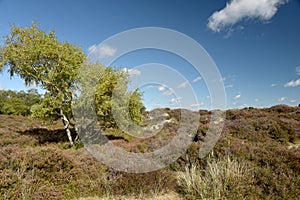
60;109;74;146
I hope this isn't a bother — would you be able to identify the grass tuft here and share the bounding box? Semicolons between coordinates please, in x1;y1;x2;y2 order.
177;154;255;199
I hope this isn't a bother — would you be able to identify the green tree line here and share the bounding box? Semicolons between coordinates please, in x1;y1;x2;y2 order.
0;89;41;116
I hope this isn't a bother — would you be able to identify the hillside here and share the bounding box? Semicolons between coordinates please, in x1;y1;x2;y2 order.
0;105;300;199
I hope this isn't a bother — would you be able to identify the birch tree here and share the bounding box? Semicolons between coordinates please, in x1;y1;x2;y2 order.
0;23;86;145
0;24;145;145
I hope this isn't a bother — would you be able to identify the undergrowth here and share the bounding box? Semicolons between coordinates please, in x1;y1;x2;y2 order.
0;105;300;199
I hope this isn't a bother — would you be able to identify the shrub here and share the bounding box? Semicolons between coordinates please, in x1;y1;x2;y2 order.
107;169;176;196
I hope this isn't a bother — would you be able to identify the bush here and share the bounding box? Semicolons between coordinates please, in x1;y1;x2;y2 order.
0;89;41;116
106;169;176;196
0;145;108;199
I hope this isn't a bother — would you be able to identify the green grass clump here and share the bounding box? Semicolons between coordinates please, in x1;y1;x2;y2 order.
176;154;255;199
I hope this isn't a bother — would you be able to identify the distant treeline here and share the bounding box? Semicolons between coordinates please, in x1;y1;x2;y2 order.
0;89;41;116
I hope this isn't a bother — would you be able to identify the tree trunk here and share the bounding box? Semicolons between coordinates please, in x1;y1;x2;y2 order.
60;109;74;146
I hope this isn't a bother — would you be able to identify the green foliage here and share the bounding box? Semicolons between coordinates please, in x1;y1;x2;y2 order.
0;23;145;145
0;89;41;116
95;67;123;128
1;98;27;116
75;63;145;130
30;93;67;122
128;89;144;125
0;23;86;122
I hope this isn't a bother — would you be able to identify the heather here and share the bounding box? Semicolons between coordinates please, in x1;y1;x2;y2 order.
1;105;300;199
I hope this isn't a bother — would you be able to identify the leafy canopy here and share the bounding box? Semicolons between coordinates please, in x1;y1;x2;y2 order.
0;89;41;116
0;23;145;133
74;63;145;130
0;23;86;121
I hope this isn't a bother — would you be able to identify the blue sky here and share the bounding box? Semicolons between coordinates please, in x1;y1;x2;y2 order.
0;0;300;110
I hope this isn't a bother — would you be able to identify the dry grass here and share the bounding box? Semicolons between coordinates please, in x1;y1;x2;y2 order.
176;154;255;200
77;191;181;200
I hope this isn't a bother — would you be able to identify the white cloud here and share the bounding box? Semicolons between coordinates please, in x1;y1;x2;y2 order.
177;81;189;89
290;99;297;103
146;85;155;89
213;76;233;83
158;85;166;91
278;97;287;102
296;66;300;75
270;83;277;87
162;89;174;96
208;0;288;32
254;98;259;102
234;94;241;100
170;97;182;105
123;68;141;77
192;76;202;83
284;79;300;87
88;44;117;58
226;84;234;88
190;102;205;108
220;77;227;82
